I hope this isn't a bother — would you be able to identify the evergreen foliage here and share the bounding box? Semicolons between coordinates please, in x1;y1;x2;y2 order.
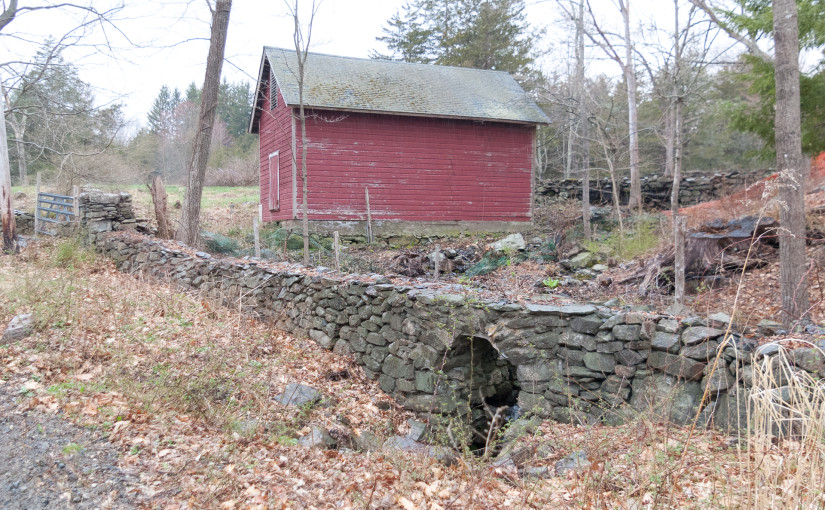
7;39;123;177
717;0;825;156
372;0;539;76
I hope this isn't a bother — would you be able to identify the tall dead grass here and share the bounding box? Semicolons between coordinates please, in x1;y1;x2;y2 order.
745;344;825;509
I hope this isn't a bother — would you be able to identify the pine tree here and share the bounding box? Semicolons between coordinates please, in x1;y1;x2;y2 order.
147;85;173;135
372;0;539;76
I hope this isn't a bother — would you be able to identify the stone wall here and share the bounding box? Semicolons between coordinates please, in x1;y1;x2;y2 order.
79;191;136;243
96;233;823;432
537;170;770;208
14;190;136;239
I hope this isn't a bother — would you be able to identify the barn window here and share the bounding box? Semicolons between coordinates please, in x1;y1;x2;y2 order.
269;69;278;110
268;151;280;211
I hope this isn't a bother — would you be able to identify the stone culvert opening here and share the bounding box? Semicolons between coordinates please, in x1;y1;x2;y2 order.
438;336;519;448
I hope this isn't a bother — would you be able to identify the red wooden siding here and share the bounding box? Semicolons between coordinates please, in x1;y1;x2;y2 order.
258;79;294;222
257;89;535;223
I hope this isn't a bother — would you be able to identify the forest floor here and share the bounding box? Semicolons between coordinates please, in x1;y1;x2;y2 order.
1;239;817;509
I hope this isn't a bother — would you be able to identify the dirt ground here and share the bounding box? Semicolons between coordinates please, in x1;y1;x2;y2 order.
0;378;139;509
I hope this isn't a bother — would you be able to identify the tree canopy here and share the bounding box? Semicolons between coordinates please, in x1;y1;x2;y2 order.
372;0;539;76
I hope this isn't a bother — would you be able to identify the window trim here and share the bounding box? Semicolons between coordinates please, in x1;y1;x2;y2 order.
268;150;280;211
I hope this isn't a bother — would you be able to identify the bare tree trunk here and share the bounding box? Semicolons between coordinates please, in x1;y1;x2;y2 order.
670;0;686;304
0;96;17;253
674;214;686;305
6;118;27;186
664;107;674;178
289;0;319;265
621;0;642;212
149;173;174;239
175;0;232;247
773;0;809;325
576;0;590;239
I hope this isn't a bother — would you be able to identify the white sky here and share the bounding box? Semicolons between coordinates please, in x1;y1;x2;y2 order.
0;0;740;133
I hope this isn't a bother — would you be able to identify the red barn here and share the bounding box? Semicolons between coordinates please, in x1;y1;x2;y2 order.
248;47;548;237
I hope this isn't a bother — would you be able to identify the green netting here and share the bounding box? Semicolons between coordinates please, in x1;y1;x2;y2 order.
201;231;241;255
465;253;509;277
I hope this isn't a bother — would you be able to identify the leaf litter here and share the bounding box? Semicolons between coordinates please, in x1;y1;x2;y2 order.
0;240;815;508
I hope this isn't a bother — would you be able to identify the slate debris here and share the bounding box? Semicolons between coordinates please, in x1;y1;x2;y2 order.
1;314;34;345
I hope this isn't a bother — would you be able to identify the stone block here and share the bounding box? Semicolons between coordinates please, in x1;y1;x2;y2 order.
570;315;603;335
682;326;725;346
516;362;554;382
612;324;641;341
615;349;645;366
629;374;703;425
560;331;596;351
681;340;719;361
648;351;705;381
650;331;680;353
583;352;616;374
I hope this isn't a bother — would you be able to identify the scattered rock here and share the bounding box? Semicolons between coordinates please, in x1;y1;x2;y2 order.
1;314;34;344
756;343;781;357
708;312;734;329
569;251;594;269
382;436;455;465
757;319;784;337
299;426;336;449
521;466;552;479
273;383;322;407
487;233;525;253
406;419;427;442
592;264;609;272
790;347;825;375
554;451;591;477
353;431;383;452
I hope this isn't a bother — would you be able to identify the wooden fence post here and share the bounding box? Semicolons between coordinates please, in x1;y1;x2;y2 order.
72;185;79;223
365;187;373;244
333;231;340;272
34;173;40;238
253;216;261;258
433;244;440;280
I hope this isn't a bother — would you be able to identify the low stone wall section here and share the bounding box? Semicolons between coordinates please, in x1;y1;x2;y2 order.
79;191;136;243
538;170;770;208
96;233;824;431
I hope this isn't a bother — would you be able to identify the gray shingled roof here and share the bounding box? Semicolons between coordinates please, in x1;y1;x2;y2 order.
254;47;549;126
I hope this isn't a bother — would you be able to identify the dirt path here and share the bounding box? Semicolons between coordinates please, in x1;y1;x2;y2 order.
0;378;139;509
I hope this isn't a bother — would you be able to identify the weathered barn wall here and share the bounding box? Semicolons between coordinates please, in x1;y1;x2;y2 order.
538;170;770;208
96;232;825;432
257;84;535;226
259;80;296;222
297;110;534;222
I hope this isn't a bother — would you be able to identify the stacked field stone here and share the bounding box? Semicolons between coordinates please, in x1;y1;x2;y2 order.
96;233;823;432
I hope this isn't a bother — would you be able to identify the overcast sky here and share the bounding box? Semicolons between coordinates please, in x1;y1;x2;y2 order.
0;0;735;133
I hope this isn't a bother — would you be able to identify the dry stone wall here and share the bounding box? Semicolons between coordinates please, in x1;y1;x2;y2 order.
538;170;769;208
96;233;825;432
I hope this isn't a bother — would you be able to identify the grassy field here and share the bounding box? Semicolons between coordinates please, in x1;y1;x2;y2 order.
11;184;259;211
12;184;261;240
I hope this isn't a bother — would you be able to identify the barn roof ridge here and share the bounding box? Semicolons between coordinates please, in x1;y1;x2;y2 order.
249;46;549;132
262;45;525;76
